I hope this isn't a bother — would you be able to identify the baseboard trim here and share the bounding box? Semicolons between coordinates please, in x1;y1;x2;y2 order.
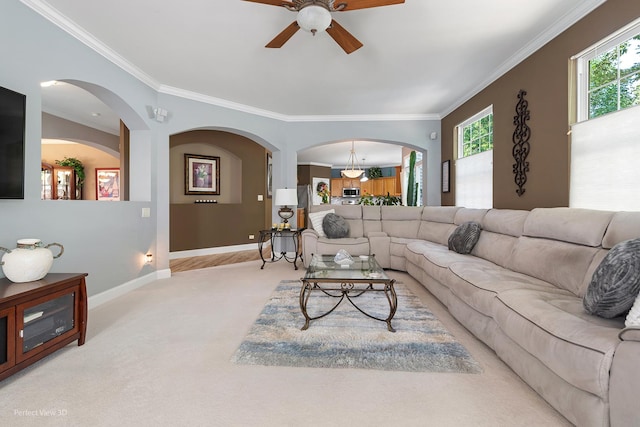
88;268;171;309
169;243;261;260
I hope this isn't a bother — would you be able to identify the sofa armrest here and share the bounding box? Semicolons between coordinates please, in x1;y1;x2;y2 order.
301;229;319;268
618;327;640;341
610;329;640;426
368;232;391;269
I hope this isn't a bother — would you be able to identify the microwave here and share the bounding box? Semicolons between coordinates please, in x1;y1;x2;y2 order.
342;188;360;198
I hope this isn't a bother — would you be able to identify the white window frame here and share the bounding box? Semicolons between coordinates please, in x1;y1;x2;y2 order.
457;105;493;158
574;18;640;122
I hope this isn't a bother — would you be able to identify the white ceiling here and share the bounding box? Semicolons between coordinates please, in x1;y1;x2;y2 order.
28;0;604;165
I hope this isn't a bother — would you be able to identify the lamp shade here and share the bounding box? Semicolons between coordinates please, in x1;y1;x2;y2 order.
297;5;332;34
275;188;298;206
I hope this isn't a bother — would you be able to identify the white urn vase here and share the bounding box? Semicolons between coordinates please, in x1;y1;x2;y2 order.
0;239;64;283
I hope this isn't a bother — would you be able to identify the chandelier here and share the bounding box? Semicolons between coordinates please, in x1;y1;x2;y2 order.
341;141;364;179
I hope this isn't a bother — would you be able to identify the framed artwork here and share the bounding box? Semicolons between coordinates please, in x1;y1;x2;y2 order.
312;177;330;205
185;154;220;195
96;168;120;201
266;153;273;198
441;160;450;193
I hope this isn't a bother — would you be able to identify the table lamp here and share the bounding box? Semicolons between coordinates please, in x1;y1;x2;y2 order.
275;188;298;224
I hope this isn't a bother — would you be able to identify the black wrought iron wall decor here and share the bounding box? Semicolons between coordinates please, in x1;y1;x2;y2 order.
512;89;531;196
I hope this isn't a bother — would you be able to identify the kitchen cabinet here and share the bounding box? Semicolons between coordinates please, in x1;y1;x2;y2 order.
330;179;342;197
331;176;400;197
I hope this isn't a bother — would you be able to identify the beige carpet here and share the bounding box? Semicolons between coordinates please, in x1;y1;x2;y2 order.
0;260;571;426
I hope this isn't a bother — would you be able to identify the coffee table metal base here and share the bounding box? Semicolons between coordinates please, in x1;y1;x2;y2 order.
299;279;397;332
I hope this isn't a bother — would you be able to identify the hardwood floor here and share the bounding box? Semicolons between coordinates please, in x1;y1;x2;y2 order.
170;248;270;272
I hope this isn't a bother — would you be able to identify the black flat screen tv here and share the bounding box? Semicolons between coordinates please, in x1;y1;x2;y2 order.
0;86;26;199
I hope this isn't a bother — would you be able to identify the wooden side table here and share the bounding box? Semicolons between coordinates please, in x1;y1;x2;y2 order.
258;229;303;270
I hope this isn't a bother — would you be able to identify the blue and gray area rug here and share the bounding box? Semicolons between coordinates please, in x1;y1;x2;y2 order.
231;281;482;373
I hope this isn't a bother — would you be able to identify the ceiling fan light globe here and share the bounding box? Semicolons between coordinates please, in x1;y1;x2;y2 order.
297;5;332;34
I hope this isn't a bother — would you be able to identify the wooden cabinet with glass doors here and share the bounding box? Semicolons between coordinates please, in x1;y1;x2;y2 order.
41;163;77;200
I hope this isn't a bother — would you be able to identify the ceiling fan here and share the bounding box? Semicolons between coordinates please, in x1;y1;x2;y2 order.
243;0;405;54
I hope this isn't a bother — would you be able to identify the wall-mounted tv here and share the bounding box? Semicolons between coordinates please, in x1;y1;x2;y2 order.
0;86;26;199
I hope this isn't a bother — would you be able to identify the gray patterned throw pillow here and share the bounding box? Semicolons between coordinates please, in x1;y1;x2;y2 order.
583;238;640;318
448;221;482;254
322;213;349;239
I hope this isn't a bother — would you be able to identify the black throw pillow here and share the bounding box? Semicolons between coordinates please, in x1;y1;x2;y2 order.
323;213;349;239
583;238;640;318
448;221;482;254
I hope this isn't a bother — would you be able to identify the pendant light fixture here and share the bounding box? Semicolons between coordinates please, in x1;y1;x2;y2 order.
360;158;369;182
341;141;364;179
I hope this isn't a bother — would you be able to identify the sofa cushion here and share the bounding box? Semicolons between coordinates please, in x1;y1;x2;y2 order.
323;213;349;239
602;211;640;249
448;221;482;254
447;261;571;317
583;238;640;318
316;237;369;257
494;288;623;398
524;207;614;247
508;236;600;297
308;209;334;238
453;208;488;225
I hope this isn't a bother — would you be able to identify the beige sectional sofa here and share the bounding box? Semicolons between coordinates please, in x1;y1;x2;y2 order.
301;204;640;427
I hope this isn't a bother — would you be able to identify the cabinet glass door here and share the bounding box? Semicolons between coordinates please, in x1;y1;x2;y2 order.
41;166;53;200
55;169;74;200
19;292;75;359
0;307;15;373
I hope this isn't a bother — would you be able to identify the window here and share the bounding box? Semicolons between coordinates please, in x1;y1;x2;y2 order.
570;19;640;211
575;19;640;122
455;106;493;209
459;108;493;157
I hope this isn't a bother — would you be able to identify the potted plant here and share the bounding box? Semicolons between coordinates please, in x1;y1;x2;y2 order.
367;166;382;179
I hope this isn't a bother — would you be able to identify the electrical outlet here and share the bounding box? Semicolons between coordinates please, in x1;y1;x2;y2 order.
257;195;263;201
141;208;150;218
249;234;255;240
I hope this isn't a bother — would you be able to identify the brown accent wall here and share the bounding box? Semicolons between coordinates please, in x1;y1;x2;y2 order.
297;164;331;186
441;0;640;209
170;130;270;252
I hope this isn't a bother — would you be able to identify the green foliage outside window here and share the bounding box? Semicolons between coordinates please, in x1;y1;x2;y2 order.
461;113;493;158
588;35;640;119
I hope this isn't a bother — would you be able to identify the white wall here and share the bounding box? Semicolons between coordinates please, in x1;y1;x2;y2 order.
0;0;440;298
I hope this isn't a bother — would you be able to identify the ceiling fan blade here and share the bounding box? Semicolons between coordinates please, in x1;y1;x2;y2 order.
242;0;292;6
336;0;404;11
326;20;363;54
266;22;300;48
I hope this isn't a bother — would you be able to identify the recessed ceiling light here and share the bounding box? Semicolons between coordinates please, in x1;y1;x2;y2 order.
91;112;101;117
40;81;58;87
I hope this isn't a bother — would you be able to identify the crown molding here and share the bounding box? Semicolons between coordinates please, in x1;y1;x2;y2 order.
159;85;439;122
21;0;161;91
297;162;334;168
440;0;606;118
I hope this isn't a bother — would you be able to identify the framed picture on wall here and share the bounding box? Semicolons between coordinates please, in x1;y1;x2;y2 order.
96;168;120;201
185;154;220;195
266;153;273;198
442;160;450;193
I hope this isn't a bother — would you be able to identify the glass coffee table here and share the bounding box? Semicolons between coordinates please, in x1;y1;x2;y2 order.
300;254;397;332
